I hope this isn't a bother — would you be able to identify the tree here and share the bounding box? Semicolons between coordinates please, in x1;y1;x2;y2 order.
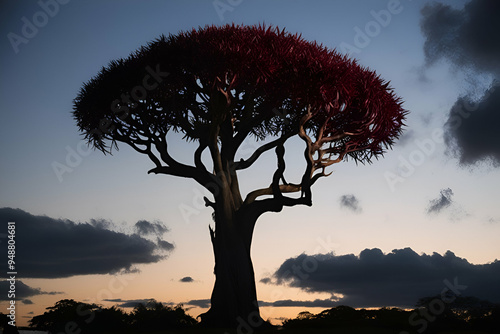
0;313;19;334
73;24;406;328
129;300;197;331
29;299;101;333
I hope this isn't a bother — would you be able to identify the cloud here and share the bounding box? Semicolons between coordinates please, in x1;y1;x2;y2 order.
444;84;500;166
103;298;164;308
259;277;272;284
426;188;453;214
108;297;344;310
179;276;194;283
0;208;175;278
22;299;34;305
258;298;340;308
265;248;500;308
420;1;500;166
0;280;62;301
487;217;500;224
339;195;362;213
88;218;114;230
107;298;211;310
421;1;500;74
135;220;169;236
185;299;211;308
157;237;175;251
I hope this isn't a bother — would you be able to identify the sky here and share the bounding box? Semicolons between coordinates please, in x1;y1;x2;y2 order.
1;0;500;327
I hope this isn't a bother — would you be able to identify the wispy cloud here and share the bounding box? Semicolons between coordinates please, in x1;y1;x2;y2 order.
185;299;211;309
103;298;174;308
135;220;169;236
339;194;362;213
259;298;340;308
179;276;194;283
426;188;454;214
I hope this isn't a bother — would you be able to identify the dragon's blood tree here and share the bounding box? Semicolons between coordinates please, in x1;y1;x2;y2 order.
73;24;407;328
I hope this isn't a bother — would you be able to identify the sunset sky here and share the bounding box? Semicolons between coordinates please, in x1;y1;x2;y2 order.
1;0;500;327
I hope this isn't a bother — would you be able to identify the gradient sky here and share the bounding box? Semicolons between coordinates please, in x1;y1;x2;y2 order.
1;0;500;327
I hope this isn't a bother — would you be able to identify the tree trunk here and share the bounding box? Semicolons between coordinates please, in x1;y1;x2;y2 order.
199;208;268;330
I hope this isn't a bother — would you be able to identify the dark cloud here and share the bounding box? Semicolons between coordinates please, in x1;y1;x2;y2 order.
157;237;175;251
163;297;341;309
179;276;194;283
108;298;210;309
88;218;114;230
135;220;169;236
22;299;34;305
0;208;175;278
427;188;453;214
339;195;362;213
259;277;272;284
258;298;339;308
421;1;500;74
266;248;500;308
444;84;500;166
0;280;62;300
185;299;211;308
103;298;163;308
421;1;500;166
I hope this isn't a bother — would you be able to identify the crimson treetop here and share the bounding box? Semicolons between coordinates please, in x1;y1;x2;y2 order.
73;24;406;328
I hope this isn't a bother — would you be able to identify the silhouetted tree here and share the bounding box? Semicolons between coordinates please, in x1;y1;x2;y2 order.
89;305;129;333
0;313;19;334
283;306;415;331
29;299;197;333
416;295;500;333
72;24;406;328
29;299;101;333
129;300;197;331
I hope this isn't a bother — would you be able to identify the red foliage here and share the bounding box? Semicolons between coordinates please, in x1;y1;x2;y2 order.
73;24;406;163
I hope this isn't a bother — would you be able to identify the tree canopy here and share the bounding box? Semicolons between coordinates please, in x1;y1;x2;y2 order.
73;24;406;200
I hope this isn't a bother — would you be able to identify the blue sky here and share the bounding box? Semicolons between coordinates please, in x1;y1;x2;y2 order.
1;0;499;326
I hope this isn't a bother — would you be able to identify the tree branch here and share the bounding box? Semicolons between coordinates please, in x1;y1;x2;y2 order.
271;142;286;201
234;133;293;170
194;140;209;173
243;183;302;206
149;134;216;190
297;106;314;201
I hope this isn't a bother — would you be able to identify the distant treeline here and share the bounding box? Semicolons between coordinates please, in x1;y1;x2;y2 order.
1;296;499;333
